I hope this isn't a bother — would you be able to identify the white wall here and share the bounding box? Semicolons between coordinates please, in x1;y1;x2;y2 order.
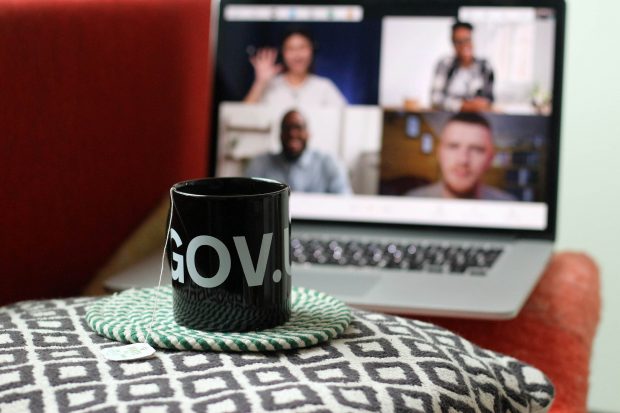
341;106;383;194
533;19;555;99
559;0;620;411
379;17;453;108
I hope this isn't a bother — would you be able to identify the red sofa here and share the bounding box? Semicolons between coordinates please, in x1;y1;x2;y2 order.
0;0;211;304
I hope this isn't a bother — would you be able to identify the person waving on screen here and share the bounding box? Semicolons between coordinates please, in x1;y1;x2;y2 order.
244;29;346;107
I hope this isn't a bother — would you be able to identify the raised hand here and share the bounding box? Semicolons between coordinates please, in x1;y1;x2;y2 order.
249;48;283;84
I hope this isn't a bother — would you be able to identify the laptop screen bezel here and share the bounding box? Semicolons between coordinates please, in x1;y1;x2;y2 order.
208;0;566;241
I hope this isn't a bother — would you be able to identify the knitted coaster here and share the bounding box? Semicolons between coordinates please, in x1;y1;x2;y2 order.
86;286;352;352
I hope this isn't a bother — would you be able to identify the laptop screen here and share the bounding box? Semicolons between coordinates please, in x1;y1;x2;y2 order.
212;0;564;233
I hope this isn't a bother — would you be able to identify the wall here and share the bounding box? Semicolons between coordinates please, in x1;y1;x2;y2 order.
558;0;620;410
379;17;453;108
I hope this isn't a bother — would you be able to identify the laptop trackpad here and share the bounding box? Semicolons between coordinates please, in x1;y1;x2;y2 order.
292;269;379;298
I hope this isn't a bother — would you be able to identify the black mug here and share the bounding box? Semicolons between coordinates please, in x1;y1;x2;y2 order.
168;177;291;331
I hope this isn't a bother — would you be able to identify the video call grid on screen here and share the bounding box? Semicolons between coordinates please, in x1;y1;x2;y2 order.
212;1;563;232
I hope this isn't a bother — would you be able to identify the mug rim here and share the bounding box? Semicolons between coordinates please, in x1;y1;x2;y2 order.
172;177;289;199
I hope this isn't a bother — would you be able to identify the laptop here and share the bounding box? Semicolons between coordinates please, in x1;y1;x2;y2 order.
106;0;565;319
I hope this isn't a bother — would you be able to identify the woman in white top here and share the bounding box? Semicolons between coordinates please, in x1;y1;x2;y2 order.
244;30;347;107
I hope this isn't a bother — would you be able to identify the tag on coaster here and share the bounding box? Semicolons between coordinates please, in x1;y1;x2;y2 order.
102;343;156;362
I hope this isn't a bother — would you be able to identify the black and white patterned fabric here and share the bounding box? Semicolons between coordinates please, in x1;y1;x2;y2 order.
0;297;554;412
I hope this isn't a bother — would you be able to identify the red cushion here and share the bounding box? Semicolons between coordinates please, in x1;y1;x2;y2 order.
0;0;212;304
418;253;601;413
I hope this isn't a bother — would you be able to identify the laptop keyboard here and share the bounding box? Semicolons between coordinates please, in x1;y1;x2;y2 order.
291;237;503;276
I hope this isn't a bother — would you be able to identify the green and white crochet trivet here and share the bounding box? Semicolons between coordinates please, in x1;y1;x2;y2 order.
86;286;352;352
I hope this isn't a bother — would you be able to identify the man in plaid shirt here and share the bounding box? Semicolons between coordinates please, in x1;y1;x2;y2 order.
431;21;494;113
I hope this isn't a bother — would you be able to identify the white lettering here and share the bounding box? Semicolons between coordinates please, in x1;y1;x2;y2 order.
173;229;288;288
283;227;291;276
233;233;273;287
186;236;231;288
170;229;184;283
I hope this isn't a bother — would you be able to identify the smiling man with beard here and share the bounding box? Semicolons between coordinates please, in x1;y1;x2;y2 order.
245;110;352;194
407;113;515;201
